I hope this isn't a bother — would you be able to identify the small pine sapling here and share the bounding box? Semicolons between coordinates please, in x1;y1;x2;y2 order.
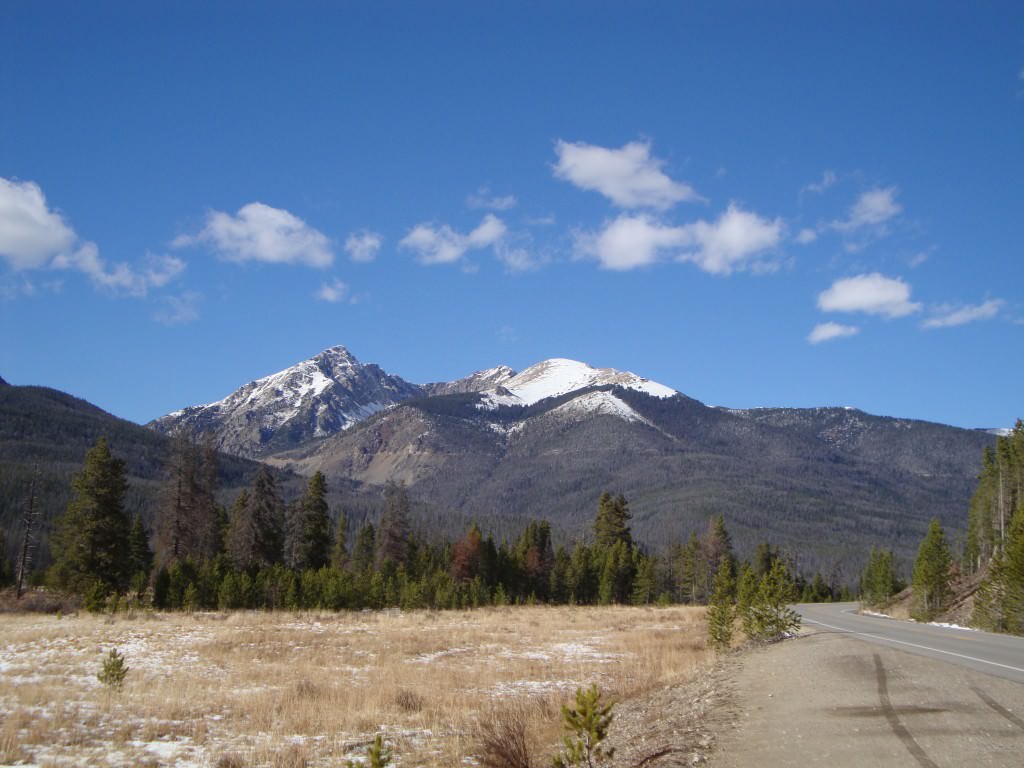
552;684;615;768
97;648;129;690
345;734;391;768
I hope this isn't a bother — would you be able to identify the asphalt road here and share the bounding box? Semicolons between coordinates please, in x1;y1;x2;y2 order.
798;602;1024;684
707;603;1024;767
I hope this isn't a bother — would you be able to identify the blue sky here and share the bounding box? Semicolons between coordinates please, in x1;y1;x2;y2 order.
1;2;1021;429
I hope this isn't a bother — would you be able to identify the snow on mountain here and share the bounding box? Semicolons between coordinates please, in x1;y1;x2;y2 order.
424;365;517;396
151;346;422;457
548;390;652;425
987;427;1013;437
479;358;676;409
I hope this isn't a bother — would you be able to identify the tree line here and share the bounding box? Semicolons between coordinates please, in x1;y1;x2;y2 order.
859;419;1024;632
1;434;841;612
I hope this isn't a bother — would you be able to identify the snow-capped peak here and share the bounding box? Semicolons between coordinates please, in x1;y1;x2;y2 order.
481;358;676;408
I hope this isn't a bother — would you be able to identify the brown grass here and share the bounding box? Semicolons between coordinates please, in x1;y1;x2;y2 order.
0;605;710;766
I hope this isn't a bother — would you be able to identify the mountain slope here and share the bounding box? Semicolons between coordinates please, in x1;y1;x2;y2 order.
0;382;318;570
150;346;423;458
269;385;994;574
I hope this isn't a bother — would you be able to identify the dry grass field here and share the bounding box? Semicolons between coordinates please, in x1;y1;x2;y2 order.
0;605;711;767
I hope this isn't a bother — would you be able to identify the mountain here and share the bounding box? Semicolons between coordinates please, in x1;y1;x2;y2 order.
0;382;375;572
423;365;516;396
267;384;993;574
153;345;997;574
150;346;422;458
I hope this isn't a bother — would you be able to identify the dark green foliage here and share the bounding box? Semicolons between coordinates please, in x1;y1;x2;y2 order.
706;560;736;651
552;684;615;768
331;508;349;571
345;733;391;768
911;518;953;622
377;482;411;568
743;558;801;642
97;647;129;690
298;472;332;570
49;437;132;595
352;522;376;573
859;549;899;610
226;467;284;569
593;492;632;550
128;516;153;582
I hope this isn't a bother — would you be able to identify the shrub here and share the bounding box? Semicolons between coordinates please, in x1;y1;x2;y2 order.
476;704;534;768
552;685;615;768
97;648;129;690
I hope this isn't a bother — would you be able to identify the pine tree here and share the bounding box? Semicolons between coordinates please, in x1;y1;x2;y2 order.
911;518;953;622
860;549;898;610
128;516;153;581
298;471;332;570
593;493;632;550
552;684;615;768
352;522;377;573
736;562;759;639
331;509;349;571
378;482;412;569
746;558;801;641
707;560;736;650
50;437;132;594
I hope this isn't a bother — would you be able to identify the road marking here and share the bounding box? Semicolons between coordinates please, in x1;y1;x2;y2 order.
804;617;1024;675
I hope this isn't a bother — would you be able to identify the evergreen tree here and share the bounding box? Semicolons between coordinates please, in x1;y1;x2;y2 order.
911;518;953;621
451;523;484;582
552;685;615;768
706;559;736;650
736;562;759;639
128;516;153;581
298;471;332;570
331;508;349;571
746;558;801;641
860;549;898;610
593;492;632;550
352;522;377;573
702;516;735;595
50;437;132;594
377;482;411;568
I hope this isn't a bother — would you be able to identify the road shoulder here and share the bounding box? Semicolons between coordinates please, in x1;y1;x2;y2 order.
705;629;1024;768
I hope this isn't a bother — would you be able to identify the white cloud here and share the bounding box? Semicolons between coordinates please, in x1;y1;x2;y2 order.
52;247;185;297
574;214;687;271
344;230;382;263
400;214;507;265
808;322;859;344
553;140;701;210
176;202;333;268
803;170;837;195
0;176;186;296
496;243;546;273
677;204;784;275
922;299;1004;329
575;205;783;274
796;228;818;244
909;251;929;268
833;187;902;232
467;187;518;211
817;273;921;318
314;278;350;303
154;290;202;326
0;177;77;270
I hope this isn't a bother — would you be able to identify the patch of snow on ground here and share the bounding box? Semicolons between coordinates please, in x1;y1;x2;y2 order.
928;621;978;631
859;609;893;618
